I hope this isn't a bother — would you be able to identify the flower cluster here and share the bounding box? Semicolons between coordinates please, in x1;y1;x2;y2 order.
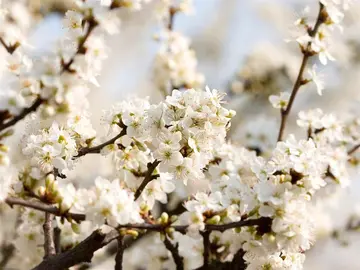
173;132;341;269
22;122;77;176
231;43;298;96
76;177;143;227
154;31;204;95
0;0;32;51
19;114;95;198
154;0;203;96
101;88;234;208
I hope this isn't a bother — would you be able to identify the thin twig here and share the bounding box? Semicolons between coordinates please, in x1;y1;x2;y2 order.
5;197;86;222
277;3;325;142
0;37;20;54
75;126;127;158
0;97;43;132
114;236;124;270
43;213;56;258
5;197;268;234
163;237;184;270
348;144;360;155
134;160;161;200
61;17;98;73
116;217;269;234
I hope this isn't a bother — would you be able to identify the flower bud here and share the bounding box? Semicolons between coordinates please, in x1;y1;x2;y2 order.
37;186;46;197
0;144;9;153
0;154;10;166
71;223;81;234
207;215;221;225
160;212;169;224
45;174;55;189
127;230;139;238
267;234;276;243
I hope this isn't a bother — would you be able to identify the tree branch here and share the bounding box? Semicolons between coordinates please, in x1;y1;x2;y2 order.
29;215;267;269
75;126;127;158
277;3;325;142
43;213;56;258
0;97;43;132
0;37;20;54
134;160;161;200
54;227;62;254
201;231;210;269
116;217;269;234
348;144;360;155
0;243;15;269
163;236;184;270
5;197;86;222
32;229;120;270
114;236;124;270
61;17;98;73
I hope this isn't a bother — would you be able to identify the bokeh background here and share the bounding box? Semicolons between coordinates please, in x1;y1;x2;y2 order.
3;0;360;269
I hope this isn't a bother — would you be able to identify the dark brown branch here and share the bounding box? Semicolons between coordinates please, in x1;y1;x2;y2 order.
230;249;246;270
348;144;360;155
277;3;325;142
168;7;178;31
0;97;43;132
6;196;268;233
61;17;98;73
75;126;127;158
43;213;56;258
31;217;267;269
5;197;86;222
32;229;120;270
0;37;20;54
116;217;269;234
0;243;15;269
114;237;124;270
201;231;210;269
163;237;184;270
54;227;62;254
134;160;161;200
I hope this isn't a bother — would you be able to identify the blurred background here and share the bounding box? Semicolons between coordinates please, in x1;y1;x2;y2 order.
3;0;360;269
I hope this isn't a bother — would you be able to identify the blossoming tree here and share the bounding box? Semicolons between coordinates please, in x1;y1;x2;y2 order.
0;0;359;269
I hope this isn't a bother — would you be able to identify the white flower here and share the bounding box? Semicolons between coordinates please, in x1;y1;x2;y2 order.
176;232;203;269
64;10;84;38
155;144;184;170
308;65;325;95
269;92;290;109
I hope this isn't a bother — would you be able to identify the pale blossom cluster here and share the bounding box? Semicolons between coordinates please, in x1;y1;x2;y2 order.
0;0;32;51
76;177;143;227
231;43;298;96
173;131;346;269
154;31;204;95
101;88;234;210
154;0;203;95
22;122;78;176
17;114;95;199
